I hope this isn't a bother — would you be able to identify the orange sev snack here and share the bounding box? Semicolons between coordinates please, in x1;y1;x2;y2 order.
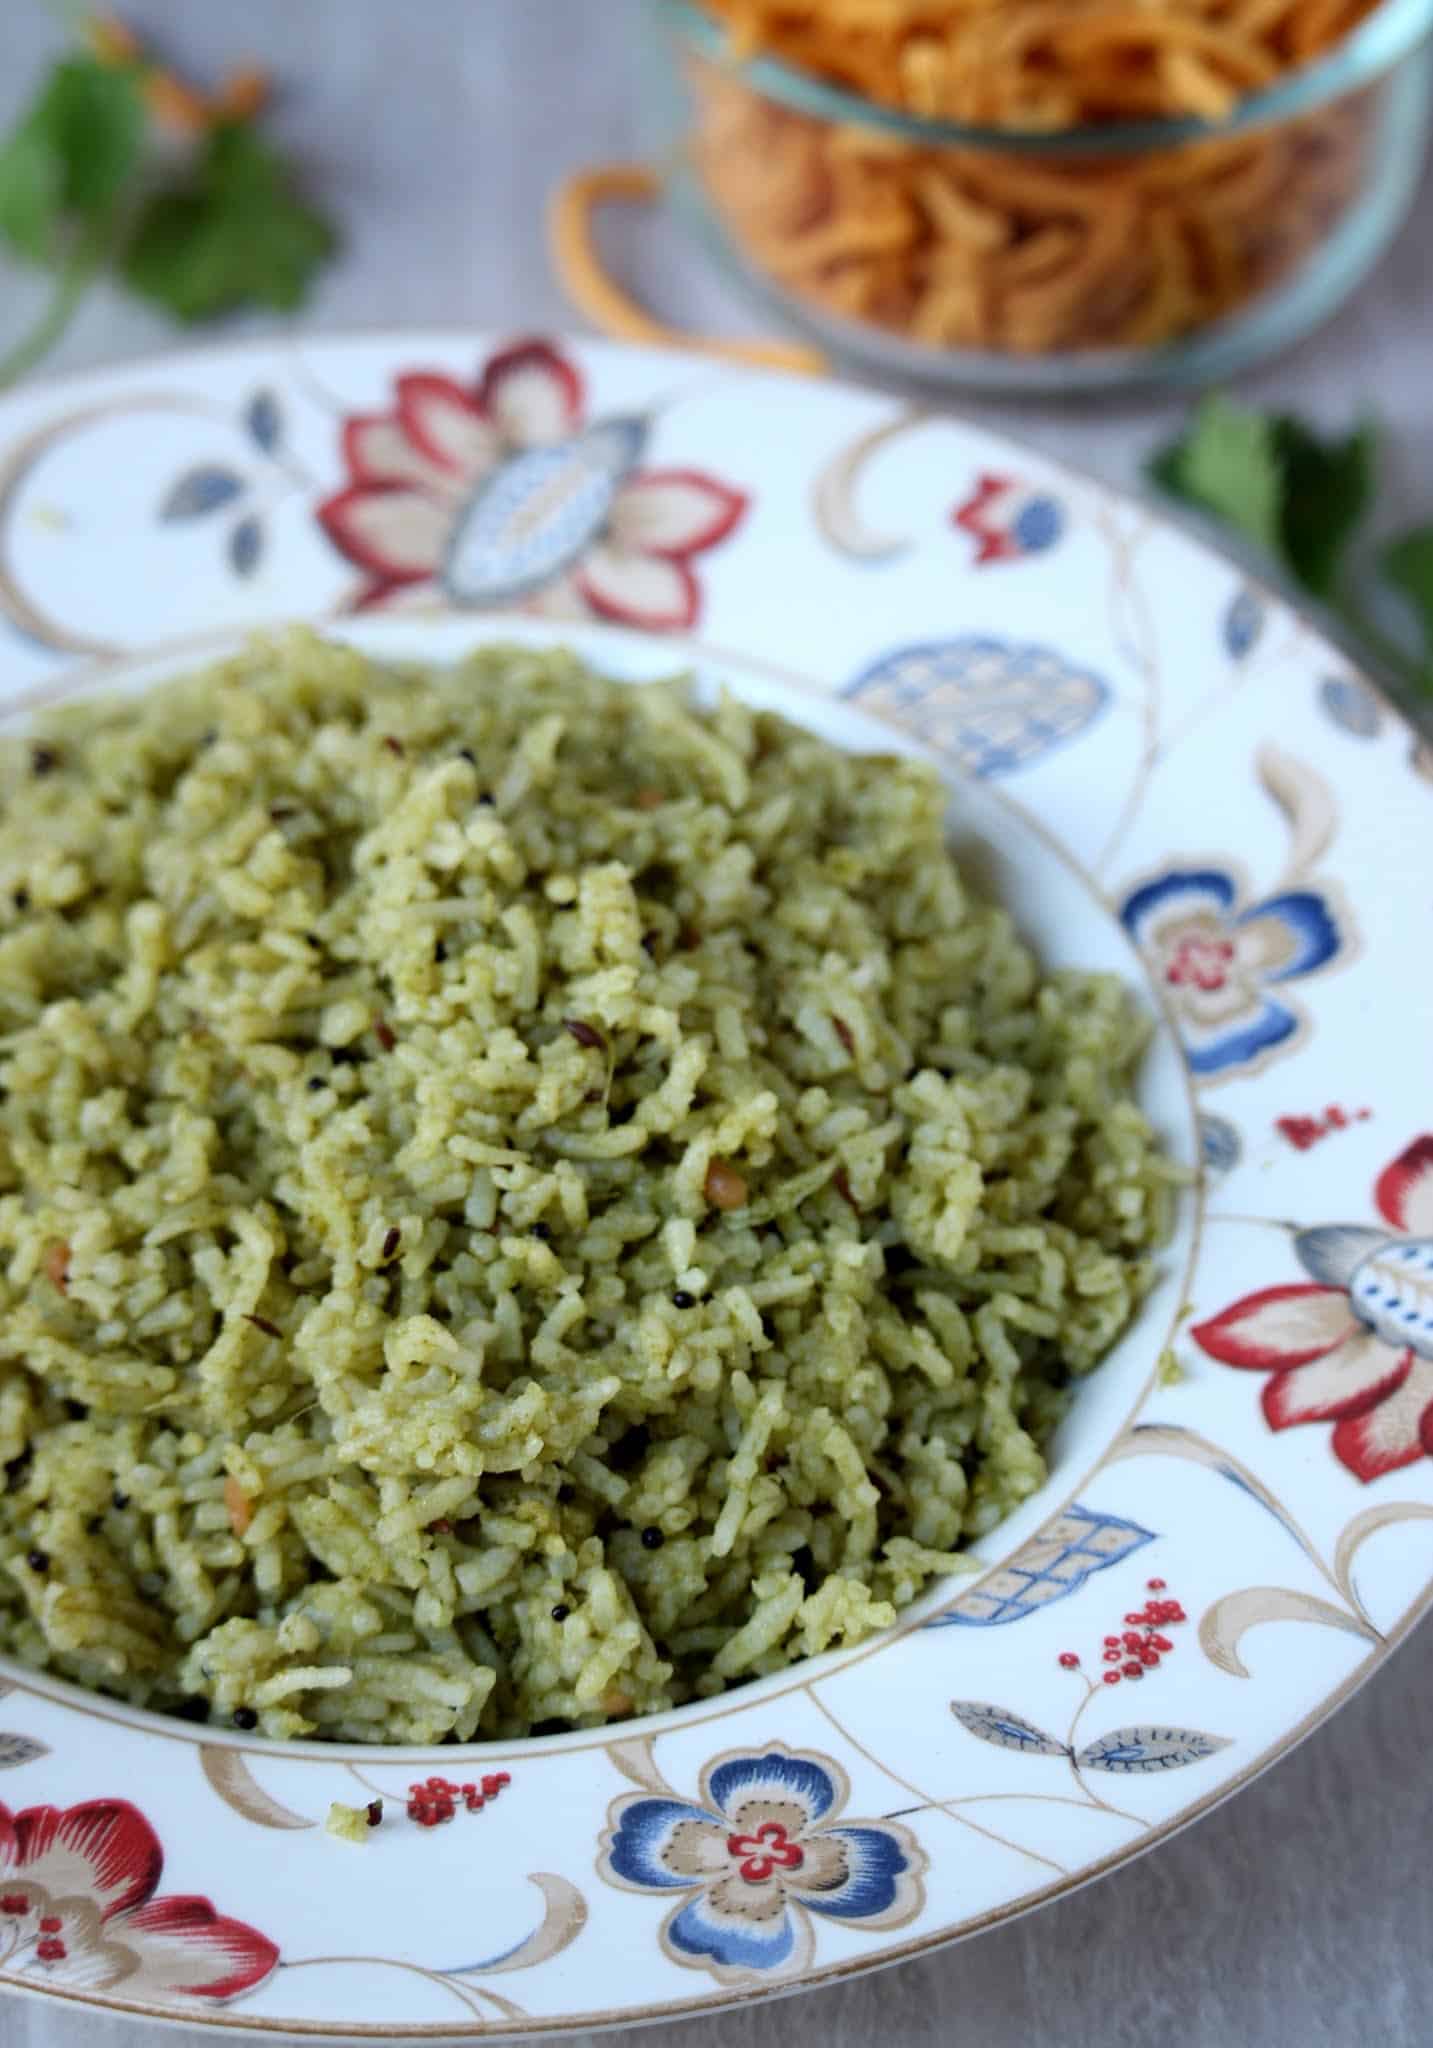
684;0;1383;353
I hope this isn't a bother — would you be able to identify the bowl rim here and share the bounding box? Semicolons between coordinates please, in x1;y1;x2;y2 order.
654;0;1433;155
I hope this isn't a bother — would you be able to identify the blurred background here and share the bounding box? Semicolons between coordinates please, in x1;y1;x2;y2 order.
4;0;1432;520
2;4;1432;2046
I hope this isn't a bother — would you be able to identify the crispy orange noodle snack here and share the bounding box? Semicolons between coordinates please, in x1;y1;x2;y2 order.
689;0;1382;352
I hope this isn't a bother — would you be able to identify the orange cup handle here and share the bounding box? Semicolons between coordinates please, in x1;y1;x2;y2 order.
548;164;828;377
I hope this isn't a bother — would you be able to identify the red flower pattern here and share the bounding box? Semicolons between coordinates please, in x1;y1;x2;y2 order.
1192;1136;1433;1481
0;1798;277;2006
317;338;747;627
1166;932;1235;991
726;1822;805;1882
951;474;1064;565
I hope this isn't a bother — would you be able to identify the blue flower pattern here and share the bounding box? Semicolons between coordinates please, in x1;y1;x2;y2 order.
1121;865;1343;1078
599;1746;925;1985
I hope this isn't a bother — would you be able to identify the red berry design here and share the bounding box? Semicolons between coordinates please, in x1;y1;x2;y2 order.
406;1769;510;1830
1072;1574;1186;1707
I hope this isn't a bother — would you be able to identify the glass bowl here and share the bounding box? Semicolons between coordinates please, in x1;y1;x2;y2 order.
641;0;1433;392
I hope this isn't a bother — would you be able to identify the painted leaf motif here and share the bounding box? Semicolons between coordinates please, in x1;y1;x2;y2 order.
1295;1225;1389;1288
1223;587;1264;659
0;1732;48;1767
1108;1424;1328;1578
1255;745;1336;882
452;1874;589;1976
1199;1585;1377;1679
1333;1500;1433;1612
950;1702;1068;1756
605;1734;676;1797
199;1744;315;1828
1199;1113;1242;1174
845;637;1108;779
1318;675;1381;738
159;467;244;520
1077;1726;1231;1773
245;388;282;452
813;411;920;562
229;515;265;578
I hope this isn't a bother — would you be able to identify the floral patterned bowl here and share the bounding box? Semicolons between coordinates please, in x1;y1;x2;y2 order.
0;334;1430;2042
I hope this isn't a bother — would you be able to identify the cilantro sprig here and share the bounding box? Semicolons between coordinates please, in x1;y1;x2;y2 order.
1151;395;1433;703
0;37;335;391
121;122;337;322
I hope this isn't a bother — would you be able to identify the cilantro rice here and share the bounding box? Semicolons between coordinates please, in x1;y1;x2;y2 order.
0;633;1174;1742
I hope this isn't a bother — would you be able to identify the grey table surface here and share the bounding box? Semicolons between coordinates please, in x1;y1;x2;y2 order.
2;4;1431;2045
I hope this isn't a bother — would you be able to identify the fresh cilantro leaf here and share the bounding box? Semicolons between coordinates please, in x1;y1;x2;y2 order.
42;58;146;216
1;39;335;392
1271;416;1377;599
1153;399;1379;601
0;116;61;261
1381;526;1433;664
1145;442;1186;500
122;123;336;322
1150;394;1283;556
0;57;145;261
1151;394;1433;705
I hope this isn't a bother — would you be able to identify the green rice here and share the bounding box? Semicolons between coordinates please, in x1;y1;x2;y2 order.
0;632;1174;1742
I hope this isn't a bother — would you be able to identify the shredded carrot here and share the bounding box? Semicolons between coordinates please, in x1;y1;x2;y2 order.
44;1243;70;1295
224;1475;253;1537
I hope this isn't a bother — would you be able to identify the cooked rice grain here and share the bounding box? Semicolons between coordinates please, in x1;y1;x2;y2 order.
0;634;1175;1740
